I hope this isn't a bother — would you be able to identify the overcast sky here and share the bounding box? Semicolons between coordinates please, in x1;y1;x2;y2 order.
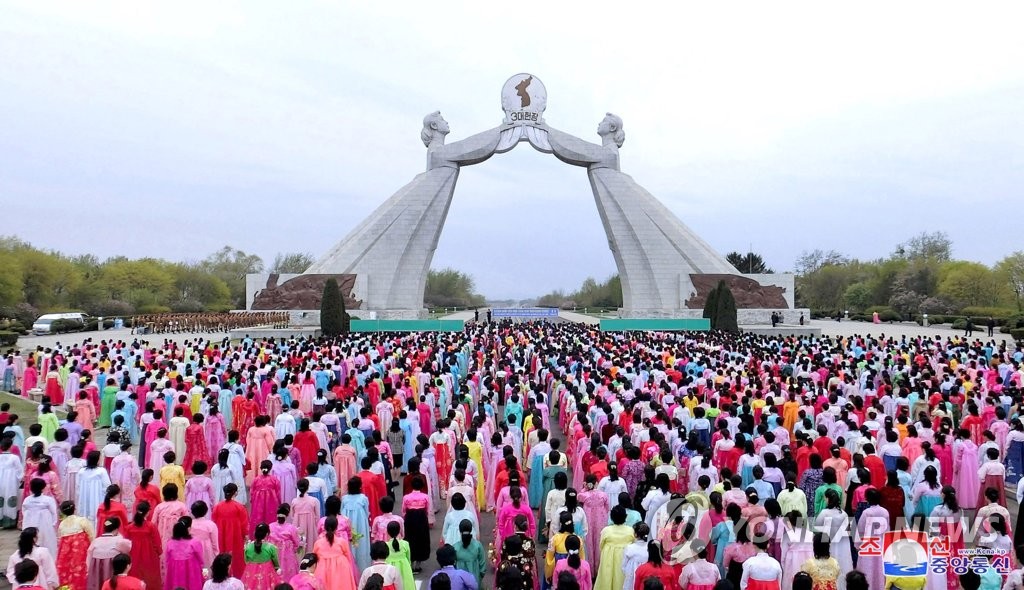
2;2;1022;299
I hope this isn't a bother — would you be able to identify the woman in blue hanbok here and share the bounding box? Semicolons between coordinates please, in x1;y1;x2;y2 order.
504;395;525;431
218;386;235;429
341;477;372;570
399;415;416;472
1;357;14;392
1005;427;1024;486
315;450;338;497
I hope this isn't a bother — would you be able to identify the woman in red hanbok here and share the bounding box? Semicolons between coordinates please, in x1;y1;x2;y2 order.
132;469;161;519
294;419;322;470
57;501;94;590
123;503;163;590
431;426;454;499
182;414;211;474
45;363;64;405
212;483;250;579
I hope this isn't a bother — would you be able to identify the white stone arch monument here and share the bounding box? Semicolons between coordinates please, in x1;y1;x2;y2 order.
288;74;797;320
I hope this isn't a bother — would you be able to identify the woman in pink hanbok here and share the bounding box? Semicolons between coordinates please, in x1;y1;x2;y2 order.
205;406;227;458
64;369;81;408
251;460;283;536
577;475;610;572
299;372;316;414
164;520;205;590
267;388;284;422
319;496;358;575
110;445;141;512
22;360;38;396
270;505;302;580
855;488;889;590
292;479;321;553
496;486;535;553
901;425;924;467
953;428;981;510
932;433;954;487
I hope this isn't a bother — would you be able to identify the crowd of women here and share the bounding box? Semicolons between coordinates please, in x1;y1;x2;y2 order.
0;322;1023;590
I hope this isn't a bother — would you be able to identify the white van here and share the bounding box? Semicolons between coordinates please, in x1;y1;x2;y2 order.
32;313;89;335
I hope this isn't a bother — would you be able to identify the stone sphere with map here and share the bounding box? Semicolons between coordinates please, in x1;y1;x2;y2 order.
501;73;547;124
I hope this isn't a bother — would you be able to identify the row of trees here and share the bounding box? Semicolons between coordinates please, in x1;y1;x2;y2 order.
795;232;1024;317
0;236;316;325
423;268;487;309
0;236;495;324
536;275;623;309
534;252;771;309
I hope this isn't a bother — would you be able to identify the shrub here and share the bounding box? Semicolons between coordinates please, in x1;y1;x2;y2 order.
136;305;172;314
205;303;235;313
0;320;26;334
951;319;967;330
702;286;720;325
713;281;739;333
170;299;205;313
320;278;345;336
961;306;1015;319
1002;315;1024;331
1010;328;1024;342
0;303;39;327
866;305;894;315
921;315;948;325
83;300;135;317
879;310;902;322
50;319;84;334
0;331;18;346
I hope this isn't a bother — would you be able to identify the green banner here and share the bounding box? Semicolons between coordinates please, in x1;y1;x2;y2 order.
349;319;465;332
599;318;710;332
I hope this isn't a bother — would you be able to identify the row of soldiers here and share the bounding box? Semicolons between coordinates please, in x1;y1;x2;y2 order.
131;311;290;333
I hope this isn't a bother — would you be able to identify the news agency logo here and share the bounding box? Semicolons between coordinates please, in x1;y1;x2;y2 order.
860;531;1012;577
875;531;928;577
663;496;706;566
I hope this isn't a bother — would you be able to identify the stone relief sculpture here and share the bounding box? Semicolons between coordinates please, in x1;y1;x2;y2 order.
685;274;788;309
251;274;361;310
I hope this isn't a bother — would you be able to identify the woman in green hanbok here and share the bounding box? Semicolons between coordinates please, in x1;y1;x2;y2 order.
453;519;487;588
383;521;415;590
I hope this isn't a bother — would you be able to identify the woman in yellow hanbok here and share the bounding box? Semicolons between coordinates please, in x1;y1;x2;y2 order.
464;430;486;507
799;536;841;590
545;513;586;588
594;506;634;590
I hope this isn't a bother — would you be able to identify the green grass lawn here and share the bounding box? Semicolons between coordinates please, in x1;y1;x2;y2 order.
0;390;42;427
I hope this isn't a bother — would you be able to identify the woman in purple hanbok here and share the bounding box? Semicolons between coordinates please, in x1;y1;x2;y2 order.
272;448;299;504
